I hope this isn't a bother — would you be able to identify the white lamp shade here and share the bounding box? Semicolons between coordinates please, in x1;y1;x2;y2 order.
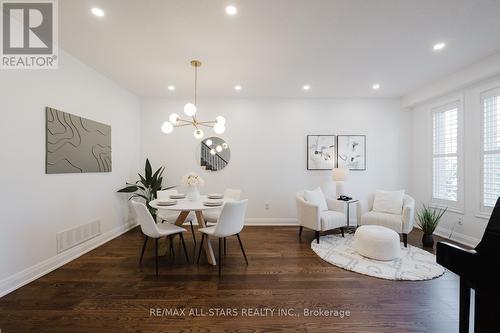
184;103;197;116
169;113;180;124
332;167;349;181
193;128;204;139
210;149;216;155
213;123;225;134
161;121;173;134
205;139;213;146
216;145;223;152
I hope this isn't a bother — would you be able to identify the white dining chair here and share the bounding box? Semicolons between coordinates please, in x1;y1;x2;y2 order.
204;189;242;224
156;189;197;245
131;201;189;278
204;189;242;254
197;199;248;276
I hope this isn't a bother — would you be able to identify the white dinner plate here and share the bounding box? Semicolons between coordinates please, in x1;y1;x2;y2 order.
207;193;224;199
156;199;177;206
203;201;223;207
170;194;186;199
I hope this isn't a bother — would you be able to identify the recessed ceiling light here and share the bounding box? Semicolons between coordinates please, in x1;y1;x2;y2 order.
433;42;446;51
167;85;175;91
91;7;105;17
225;5;237;15
234;85;242;91
303;85;311;91
372;84;380;90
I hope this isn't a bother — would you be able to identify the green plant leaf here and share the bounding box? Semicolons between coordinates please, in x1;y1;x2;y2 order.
117;185;139;193
145;158;152;182
416;204;447;234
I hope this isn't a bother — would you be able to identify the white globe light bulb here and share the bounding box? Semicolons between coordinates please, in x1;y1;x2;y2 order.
210;149;216;155
216;145;223;152
194;128;204;139
216;116;226;125
169;113;180;124
213;123;226;134
222;142;228;149
205;139;213;146
161;121;174;134
184;103;197;116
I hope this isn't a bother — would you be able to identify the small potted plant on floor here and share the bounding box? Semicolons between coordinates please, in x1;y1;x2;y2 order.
416;204;447;247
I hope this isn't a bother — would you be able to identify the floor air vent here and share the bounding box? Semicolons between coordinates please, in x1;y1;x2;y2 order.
56;220;101;253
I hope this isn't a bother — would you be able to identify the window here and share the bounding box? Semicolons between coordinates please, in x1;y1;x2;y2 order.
481;89;500;211
432;101;461;208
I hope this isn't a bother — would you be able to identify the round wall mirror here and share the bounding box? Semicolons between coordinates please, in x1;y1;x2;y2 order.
200;137;230;171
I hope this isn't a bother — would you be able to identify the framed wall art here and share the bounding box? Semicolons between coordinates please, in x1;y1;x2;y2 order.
307;135;336;170
337;135;366;170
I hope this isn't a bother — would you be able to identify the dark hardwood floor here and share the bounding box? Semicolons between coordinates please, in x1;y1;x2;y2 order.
0;226;460;332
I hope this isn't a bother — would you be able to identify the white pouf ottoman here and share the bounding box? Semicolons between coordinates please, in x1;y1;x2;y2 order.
354;225;401;261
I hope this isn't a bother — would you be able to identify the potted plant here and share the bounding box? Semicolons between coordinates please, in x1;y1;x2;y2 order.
416;204;447;247
117;159;174;217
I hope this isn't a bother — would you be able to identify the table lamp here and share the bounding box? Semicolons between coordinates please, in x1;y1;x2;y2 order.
332;167;349;196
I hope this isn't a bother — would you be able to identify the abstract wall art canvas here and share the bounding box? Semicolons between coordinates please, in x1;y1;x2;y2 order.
307;135;336;170
337;135;366;170
46;107;112;174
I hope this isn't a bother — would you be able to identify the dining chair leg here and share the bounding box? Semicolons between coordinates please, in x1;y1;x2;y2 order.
299;226;303;239
155;238;159;278
218;237;222;277
179;233;190;264
197;233;205;264
236;233;248;265
139;236;148;265
169;235;175;258
189;221;197;245
340;227;345;238
224;237;227;256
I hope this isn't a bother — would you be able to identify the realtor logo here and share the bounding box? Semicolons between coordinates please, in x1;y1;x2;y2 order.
1;0;58;69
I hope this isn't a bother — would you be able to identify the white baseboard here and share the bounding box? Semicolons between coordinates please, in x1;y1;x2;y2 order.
0;222;138;298
244;217;299;226
433;226;480;248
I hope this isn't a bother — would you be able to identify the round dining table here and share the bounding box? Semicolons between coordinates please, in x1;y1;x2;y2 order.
149;195;230;266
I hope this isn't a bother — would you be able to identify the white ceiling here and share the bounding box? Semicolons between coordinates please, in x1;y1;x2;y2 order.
60;0;500;98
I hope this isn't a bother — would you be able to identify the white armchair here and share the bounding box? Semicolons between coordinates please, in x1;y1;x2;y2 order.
356;193;415;247
296;190;347;243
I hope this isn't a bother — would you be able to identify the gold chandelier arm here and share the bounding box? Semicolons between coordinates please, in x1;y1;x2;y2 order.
197;123;215;128
177;118;193;123
174;123;195;128
197;120;217;125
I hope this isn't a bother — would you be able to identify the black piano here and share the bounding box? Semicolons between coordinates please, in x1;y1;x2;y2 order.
437;197;500;333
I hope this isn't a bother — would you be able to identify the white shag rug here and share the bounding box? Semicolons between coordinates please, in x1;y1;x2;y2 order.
311;234;445;281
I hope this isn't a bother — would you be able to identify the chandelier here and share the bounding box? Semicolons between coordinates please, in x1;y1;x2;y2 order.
161;60;226;139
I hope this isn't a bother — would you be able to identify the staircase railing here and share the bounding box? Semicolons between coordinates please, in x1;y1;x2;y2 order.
201;142;228;171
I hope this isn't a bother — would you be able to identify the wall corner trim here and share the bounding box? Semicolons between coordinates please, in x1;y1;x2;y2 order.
433;226;481;248
0;222;138;298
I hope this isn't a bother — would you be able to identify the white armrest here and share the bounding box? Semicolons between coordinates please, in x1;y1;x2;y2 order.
402;195;415;234
356;199;368;222
326;197;345;213
296;195;321;231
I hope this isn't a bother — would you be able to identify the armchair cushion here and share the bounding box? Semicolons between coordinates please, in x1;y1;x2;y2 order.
360;211;403;233
372;190;405;215
304;187;328;212
320;210;346;231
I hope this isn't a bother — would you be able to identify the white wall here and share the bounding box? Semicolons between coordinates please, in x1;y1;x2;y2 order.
141;98;412;224
410;74;500;247
0;50;141;293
